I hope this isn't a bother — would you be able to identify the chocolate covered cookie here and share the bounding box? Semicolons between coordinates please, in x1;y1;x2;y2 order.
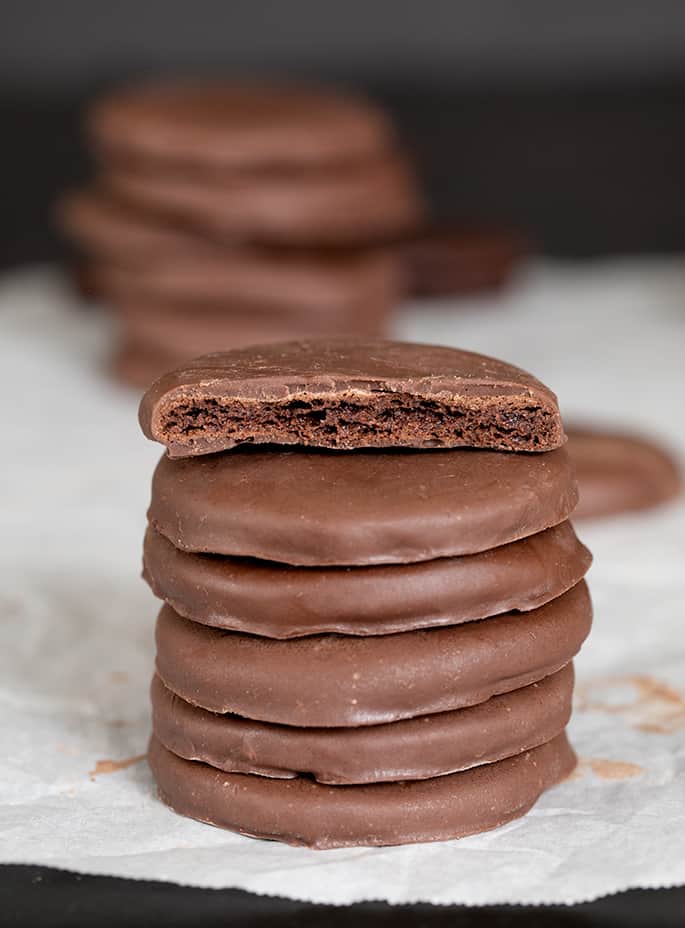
105;156;422;246
151;664;574;784
154;581;591;727
95;250;399;319
89;82;396;172
116;304;384;365
567;425;682;520
111;341;184;390
139;338;565;457
148;445;577;565
57;189;205;262
148;732;576;848
143;521;590;636
60;191;401;316
401;226;525;298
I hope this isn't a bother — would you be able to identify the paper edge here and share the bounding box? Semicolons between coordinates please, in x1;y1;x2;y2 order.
2;858;683;908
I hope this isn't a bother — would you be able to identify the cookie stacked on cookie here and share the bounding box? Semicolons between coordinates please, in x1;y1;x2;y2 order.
58;82;423;386
139;338;592;848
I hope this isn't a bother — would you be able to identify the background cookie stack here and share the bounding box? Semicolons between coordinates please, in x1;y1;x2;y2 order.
139;338;592;848
58;82;423;387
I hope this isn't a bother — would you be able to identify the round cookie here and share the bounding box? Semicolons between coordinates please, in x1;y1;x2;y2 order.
105;156;422;246
151;664;574;784
148;445;578;566
113;309;389;391
92;248;399;319
116;305;385;364
401;226;525;298
143;521;591;637
111;341;183;391
57;189;205;262
59;190;401;317
88;82;396;172
154;580;591;727
567;425;682;520
139;338;566;458
148;732;576;848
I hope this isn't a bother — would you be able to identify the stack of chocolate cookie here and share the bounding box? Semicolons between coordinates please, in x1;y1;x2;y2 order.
58;82;423;386
139;338;592;848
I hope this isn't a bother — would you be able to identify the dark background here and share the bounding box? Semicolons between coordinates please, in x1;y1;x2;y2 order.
3;2;685;924
3;0;685;266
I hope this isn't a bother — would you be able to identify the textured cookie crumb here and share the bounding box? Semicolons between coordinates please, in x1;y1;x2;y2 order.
158;392;560;454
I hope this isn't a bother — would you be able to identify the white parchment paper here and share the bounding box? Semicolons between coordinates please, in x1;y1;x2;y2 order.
1;261;684;905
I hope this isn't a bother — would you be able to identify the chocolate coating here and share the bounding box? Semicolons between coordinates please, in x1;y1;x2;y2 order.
148;445;577;566
118;305;385;363
105;156;422;246
143;521;591;636
567;425;682;520
59;190;401;317
139;337;565;457
148;732;576;847
154;580;591;727
94;247;399;319
401;226;526;298
89;82;395;172
112;341;182;390
57;189;205;261
151;664;574;784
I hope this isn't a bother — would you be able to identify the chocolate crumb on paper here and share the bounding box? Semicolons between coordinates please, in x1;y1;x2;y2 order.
588;758;643;781
89;754;146;779
569;758;643;782
577;674;685;735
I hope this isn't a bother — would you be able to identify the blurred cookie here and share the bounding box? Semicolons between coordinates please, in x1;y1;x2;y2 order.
567;425;682;520
92;250;399;320
116;301;385;362
111;341;176;390
57;189;204;262
401;226;526;297
96;252;399;317
89;82;423;244
88;81;396;172
59;190;401;318
104;156;423;245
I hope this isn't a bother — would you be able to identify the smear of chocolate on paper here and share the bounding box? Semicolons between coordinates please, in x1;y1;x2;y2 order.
576;674;685;734
587;758;643;780
89;754;146;779
568;758;643;781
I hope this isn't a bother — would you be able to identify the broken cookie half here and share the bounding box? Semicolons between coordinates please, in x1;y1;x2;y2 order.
139;337;565;458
